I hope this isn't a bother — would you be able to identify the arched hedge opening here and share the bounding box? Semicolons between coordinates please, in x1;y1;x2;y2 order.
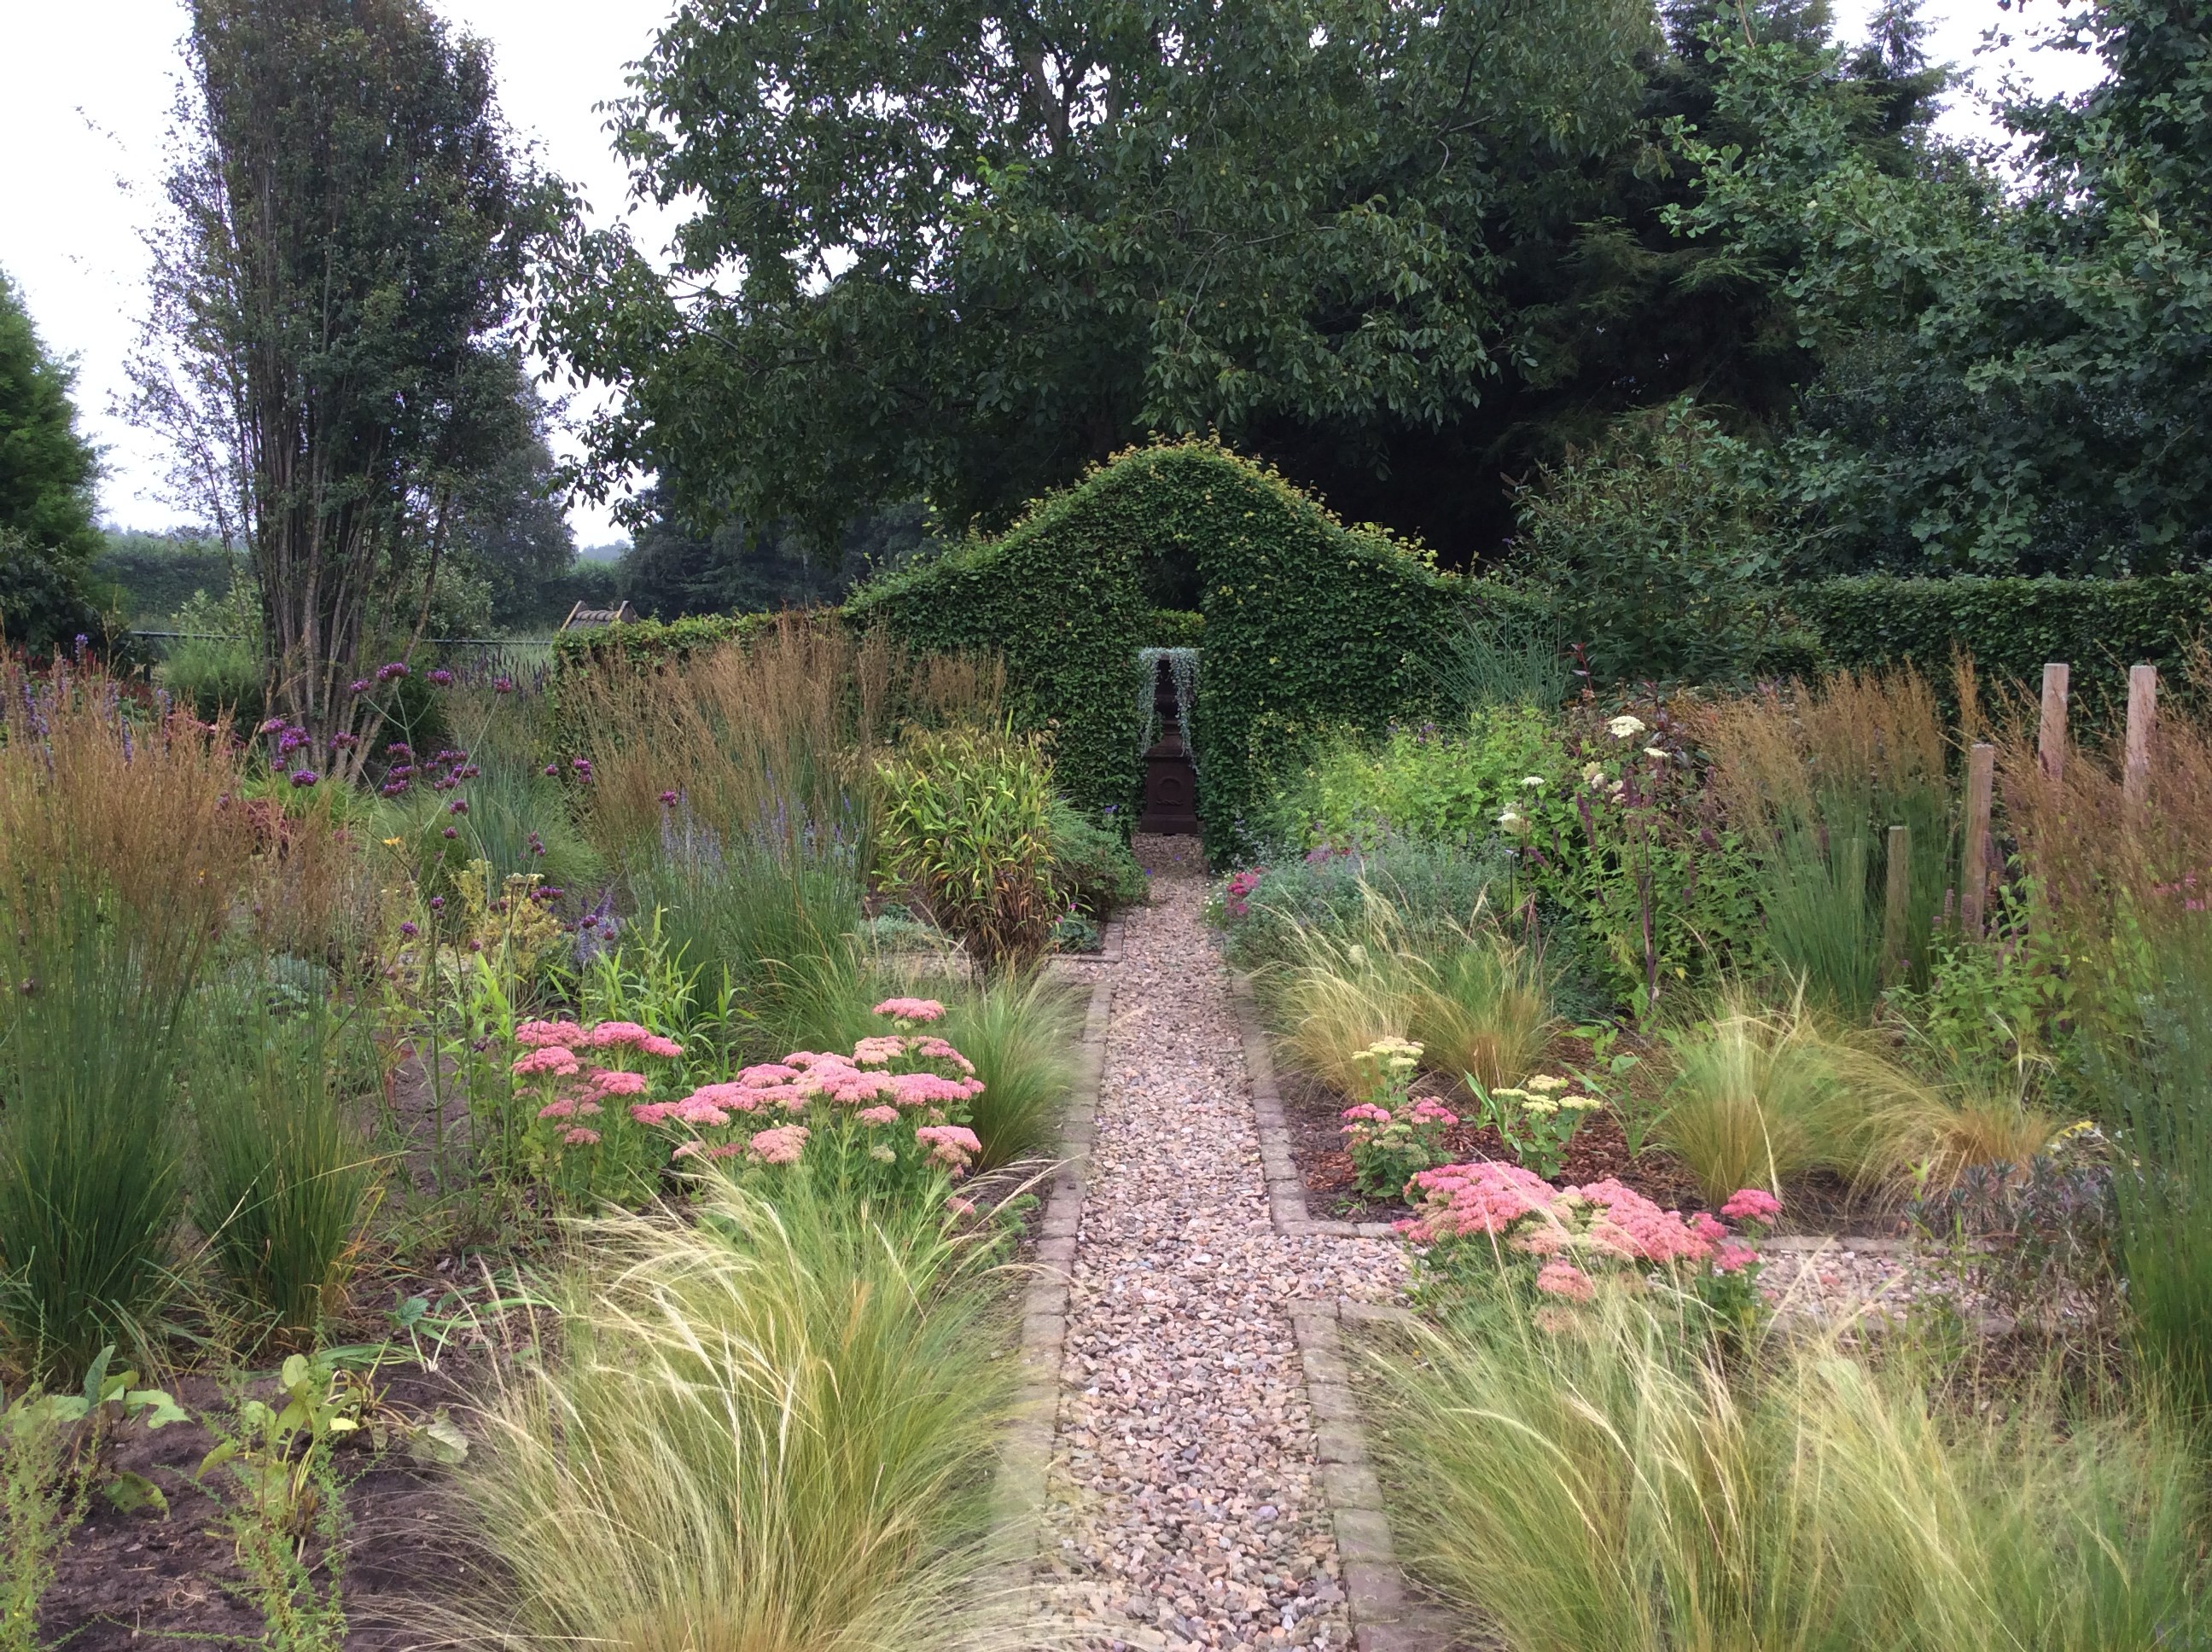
845;441;1462;858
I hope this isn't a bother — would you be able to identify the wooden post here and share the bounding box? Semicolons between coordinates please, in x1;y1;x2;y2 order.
1963;742;1995;939
1883;823;1912;980
2126;662;2158;807
2039;662;2070;784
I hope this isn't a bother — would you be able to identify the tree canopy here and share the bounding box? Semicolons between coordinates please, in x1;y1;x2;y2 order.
0;270;101;569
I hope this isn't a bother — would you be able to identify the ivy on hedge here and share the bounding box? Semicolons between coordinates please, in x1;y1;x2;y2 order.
546;611;781;673
845;440;1461;859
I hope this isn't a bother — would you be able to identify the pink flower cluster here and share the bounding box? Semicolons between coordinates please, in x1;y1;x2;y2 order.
1223;869;1265;918
916;1124;982;1171
1400;1160;1778;1283
871;997;946;1024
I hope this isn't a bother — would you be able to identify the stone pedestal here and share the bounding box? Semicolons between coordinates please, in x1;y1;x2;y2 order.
1138;659;1199;835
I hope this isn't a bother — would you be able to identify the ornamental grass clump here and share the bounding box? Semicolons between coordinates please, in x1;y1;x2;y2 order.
1271;887;1551;1102
451;1175;1015;1652
1378;1288;2205;1652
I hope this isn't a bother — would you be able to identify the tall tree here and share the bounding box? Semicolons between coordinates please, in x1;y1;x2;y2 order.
0;271;101;567
548;0;1658;546
134;0;551;771
1675;0;2212;574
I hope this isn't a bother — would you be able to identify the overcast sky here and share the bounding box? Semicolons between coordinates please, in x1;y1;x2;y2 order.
0;0;2105;548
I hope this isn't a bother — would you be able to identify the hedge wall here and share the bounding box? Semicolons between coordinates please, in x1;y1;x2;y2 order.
1791;574;2212;728
845;441;1460;859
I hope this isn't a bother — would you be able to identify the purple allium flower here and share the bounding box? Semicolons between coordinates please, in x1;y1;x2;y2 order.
428;668;453;686
257;717;287;736
493;677;515;694
387;742;413;758
350;678;372;695
376;660;410;682
330;732;358;749
399;920;419;938
428;896;445;910
544;763;559;777
442;827;457;840
660;790;678;806
381;781;409;797
449;799;469;815
289;769;319;788
570;757;591;772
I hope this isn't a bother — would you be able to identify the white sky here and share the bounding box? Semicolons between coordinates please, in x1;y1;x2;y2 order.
0;0;2107;546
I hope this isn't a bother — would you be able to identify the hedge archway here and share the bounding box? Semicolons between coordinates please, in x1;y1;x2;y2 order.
845;441;1462;859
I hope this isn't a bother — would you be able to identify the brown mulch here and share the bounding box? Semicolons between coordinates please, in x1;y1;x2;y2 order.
45;1354;482;1652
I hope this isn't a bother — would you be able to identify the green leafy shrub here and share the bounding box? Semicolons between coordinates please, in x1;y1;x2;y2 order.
1514;401;1815;685
0;529;104;658
1048;800;1147;918
1217;839;1508;971
876;727;1062;969
1270;705;1553;852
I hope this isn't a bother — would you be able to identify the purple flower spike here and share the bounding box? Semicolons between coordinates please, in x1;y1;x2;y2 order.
659;790;678;806
289;769;319;788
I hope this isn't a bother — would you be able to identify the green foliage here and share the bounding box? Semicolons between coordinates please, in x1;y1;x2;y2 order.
1513;402;1812;684
456;1178;1014;1652
188;990;375;1342
140;0;553;770
2099;923;2212;1416
547;610;779;677
1379;1289;2209;1652
1422;613;1569;715
0;919;189;1380
93;529;242;626
1677;2;2212;576
0;271;100;567
0;527;105;658
933;974;1080;1167
876;726;1062;969
550;0;1656;543
1217;840;1511;971
1794;574;2212;731
1047;801;1148;919
197;1354;364;1652
851;443;1463;860
1272;706;1553;853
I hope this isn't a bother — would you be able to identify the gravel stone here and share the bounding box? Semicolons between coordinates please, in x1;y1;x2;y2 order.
1032;838;1404;1652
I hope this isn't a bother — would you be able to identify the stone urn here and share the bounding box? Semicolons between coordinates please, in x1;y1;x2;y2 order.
1138;656;1199;835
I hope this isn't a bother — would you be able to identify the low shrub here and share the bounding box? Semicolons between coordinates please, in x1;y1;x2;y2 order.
1048;800;1148;918
1216;839;1507;971
454;1178;1013;1652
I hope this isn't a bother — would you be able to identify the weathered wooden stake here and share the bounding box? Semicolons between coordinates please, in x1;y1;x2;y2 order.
2126;662;2158;807
2039;662;2070;783
1963;742;1996;939
1883;823;1912;980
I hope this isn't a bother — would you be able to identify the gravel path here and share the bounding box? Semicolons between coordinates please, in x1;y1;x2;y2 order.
1035;839;1405;1652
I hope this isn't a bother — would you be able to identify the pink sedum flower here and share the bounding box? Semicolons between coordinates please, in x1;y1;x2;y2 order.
589;1068;650;1097
856;1105;900;1125
748;1125;810;1165
1713;1242;1761;1274
1408;1098;1460;1126
560;1126;602;1147
1720;1188;1783;1224
515;1020;588;1049
512;1046;581;1078
537;1099;579;1120
852;1035;907;1067
872;997;946;1024
915;1123;982;1172
1534;1260;1596;1302
1340;1102;1394;1126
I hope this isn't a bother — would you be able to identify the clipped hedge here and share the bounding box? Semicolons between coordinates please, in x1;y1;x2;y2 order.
847;441;1461;859
1792;575;2212;727
546;611;782;673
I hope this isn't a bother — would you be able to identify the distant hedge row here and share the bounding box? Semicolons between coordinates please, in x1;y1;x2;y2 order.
1790;574;2212;726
